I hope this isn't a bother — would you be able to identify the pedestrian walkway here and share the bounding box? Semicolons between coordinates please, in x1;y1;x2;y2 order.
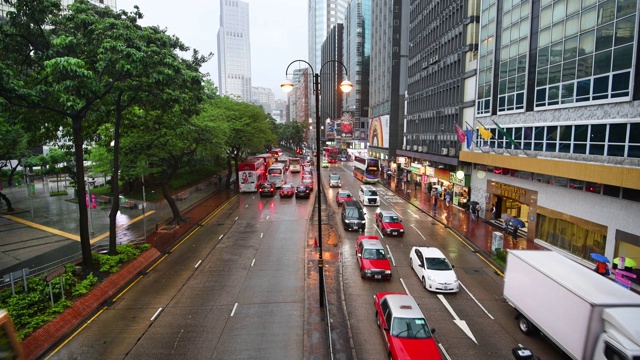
381;179;544;262
0;175;229;276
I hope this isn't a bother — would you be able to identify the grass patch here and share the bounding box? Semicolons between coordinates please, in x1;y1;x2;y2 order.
49;191;68;197
493;248;507;268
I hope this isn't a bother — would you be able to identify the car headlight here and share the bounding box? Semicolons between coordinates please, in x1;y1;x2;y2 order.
385;270;391;274
364;270;371;275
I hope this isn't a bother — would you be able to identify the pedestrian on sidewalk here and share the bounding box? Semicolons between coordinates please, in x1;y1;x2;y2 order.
431;195;438;215
470;203;478;221
445;189;451;207
491;203;497;220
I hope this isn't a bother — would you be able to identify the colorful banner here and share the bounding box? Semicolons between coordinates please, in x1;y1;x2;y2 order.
340;111;354;139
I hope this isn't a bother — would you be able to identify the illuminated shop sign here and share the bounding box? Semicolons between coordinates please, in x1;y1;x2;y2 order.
495;183;527;199
449;172;465;186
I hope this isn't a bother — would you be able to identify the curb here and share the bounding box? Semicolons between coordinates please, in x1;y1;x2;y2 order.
22;248;162;360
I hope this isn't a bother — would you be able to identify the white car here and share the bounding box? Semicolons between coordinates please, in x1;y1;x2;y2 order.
409;247;459;293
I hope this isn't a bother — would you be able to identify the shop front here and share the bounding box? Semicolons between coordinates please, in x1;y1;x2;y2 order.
486;181;538;241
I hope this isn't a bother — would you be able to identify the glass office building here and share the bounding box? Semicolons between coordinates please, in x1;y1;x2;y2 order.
464;0;640;263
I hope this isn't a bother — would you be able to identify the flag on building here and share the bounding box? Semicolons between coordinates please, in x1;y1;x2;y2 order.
478;124;493;140
455;124;466;143
465;125;473;149
492;120;517;147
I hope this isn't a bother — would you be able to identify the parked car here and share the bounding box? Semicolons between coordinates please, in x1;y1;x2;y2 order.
374;292;442;360
374;209;404;236
258;182;276;197
336;190;353;206
295;184;311;199
279;183;295;198
355;236;391;280
409;247;459;293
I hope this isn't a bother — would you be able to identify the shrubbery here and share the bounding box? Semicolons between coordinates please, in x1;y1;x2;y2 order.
493;248;507;267
0;244;150;340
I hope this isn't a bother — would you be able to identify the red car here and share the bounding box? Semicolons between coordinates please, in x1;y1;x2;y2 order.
279;183;295;198
355;236;391;280
375;209;405;236
374;292;442;360
336;190;353;206
328;157;337;163
302;175;314;191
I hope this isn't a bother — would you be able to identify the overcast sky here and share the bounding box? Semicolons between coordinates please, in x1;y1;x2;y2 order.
115;0;308;99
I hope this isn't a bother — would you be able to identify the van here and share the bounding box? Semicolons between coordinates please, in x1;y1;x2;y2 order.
329;173;341;187
359;185;380;206
341;200;366;231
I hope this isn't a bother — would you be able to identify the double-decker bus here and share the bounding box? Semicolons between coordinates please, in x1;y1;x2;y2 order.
353;155;380;184
269;148;282;159
276;156;290;171
253;153;274;172
238;157;266;192
289;157;302;173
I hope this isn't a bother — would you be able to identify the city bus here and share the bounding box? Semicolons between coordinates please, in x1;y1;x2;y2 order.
323;146;339;160
289;157;302;173
276;156;290;171
353;155;380;184
267;163;288;188
238;157;266;192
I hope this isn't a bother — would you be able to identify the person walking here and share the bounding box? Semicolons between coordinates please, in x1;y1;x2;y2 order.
445;190;451;207
491;203;497;220
470;203;478;221
431;195;438;215
595;261;610;276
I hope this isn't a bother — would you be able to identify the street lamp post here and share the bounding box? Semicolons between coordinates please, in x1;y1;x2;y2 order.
282;60;352;307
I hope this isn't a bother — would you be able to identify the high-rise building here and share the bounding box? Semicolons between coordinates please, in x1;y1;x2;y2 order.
217;0;252;101
251;86;275;115
308;0;350;72
460;0;640;262
368;0;409;168
342;0;371;150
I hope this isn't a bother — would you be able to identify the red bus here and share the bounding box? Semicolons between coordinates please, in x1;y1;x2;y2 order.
269;148;282;159
252;153;274;172
238;157;266;192
323;146;339;162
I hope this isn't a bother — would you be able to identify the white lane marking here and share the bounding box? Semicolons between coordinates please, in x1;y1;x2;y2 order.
251;258;255;267
235;216;239;220
400;278;411;296
386;245;395;266
439;343;453;360
437;294;478;344
266;216;269;220
245;204;248;208
260;233;264;238
460;282;494;319
410;225;426;240
219;235;224;240
407;209;420;219
230;303;238;316
151;308;163;321
195;260;202;268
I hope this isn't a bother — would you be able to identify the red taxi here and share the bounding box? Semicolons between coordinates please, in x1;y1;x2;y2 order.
374;292;442;360
335;190;353;206
375;209;405;237
279;183;295;198
355;236;391;280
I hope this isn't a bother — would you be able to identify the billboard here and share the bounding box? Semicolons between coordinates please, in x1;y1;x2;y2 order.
340;111;354;139
325;118;337;139
368;115;390;148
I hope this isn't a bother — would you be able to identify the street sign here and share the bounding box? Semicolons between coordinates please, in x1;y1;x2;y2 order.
44;266;66;282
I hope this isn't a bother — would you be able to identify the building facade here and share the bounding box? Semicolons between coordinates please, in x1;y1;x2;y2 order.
217;0;252;101
368;0;409;168
308;0;351;72
251;86;276;115
400;0;480;207
461;0;640;264
342;0;371;152
320;22;344;146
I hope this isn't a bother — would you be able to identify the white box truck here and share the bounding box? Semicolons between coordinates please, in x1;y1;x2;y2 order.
503;250;640;360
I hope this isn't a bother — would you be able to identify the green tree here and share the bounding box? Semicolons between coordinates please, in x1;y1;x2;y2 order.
209;97;276;188
0;0;208;266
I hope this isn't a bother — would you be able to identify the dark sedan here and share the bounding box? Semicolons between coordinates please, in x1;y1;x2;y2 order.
295;185;311;199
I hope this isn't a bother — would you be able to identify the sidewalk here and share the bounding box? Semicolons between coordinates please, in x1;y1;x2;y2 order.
0;176;227;275
381;179;544;264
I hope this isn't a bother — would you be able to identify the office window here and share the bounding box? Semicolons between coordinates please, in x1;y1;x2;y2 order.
535;0;636;108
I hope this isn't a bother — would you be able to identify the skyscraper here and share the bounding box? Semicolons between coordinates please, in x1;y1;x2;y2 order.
217;0;252;101
308;0;350;72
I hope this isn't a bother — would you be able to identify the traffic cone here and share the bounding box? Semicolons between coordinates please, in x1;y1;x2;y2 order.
314;237;318;247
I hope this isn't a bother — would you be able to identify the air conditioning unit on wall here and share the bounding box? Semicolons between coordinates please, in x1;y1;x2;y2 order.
449;148;456;156
441;148;448;155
